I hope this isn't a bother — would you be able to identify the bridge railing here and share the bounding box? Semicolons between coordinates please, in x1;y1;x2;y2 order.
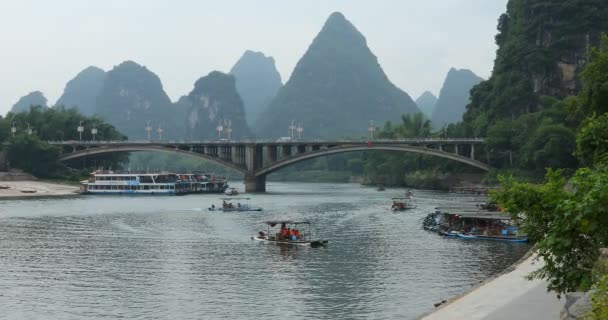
48;137;485;145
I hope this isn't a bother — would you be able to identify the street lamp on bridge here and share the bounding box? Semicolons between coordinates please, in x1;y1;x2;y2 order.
157;125;164;141
368;120;376;140
26;122;33;135
11;122;16;137
225;119;232;141
216;120;224;140
145;121;152;140
297;123;303;140
289;120;296;140
77;121;84;140
91;125;98;141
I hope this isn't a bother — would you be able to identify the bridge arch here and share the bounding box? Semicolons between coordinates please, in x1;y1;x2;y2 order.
255;144;490;177
58;145;249;174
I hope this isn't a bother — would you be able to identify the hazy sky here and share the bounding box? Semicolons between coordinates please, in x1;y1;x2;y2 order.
0;0;508;115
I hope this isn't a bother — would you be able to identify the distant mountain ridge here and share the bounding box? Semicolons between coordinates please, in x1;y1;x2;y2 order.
183;71;251;140
94;61;175;139
431;68;483;127
415;91;437;118
55;66;106;116
230;50;282;126
11;91;48;113
255;12;420;138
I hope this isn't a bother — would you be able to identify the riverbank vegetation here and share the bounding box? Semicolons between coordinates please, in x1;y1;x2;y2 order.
491;35;608;297
0;106;125;179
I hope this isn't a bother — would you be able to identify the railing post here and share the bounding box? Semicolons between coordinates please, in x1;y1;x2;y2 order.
439;145;443;152
470;144;475;160
454;144;459;156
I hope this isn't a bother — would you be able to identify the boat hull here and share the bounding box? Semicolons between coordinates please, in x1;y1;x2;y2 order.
209;207;263;212
252;236;328;247
456;233;528;242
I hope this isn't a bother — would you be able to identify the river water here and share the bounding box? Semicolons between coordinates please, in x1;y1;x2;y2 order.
0;182;530;319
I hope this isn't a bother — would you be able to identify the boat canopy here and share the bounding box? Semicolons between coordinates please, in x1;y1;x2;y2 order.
264;220;310;225
391;197;411;200
221;197;251;200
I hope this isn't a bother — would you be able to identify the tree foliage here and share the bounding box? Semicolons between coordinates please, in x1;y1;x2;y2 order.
491;32;608;294
493;168;608;293
0;106;126;178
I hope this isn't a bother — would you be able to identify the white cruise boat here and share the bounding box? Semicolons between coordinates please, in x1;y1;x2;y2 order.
80;171;188;195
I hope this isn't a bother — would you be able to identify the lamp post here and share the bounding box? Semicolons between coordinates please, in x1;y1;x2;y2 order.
225;119;232;141
216;120;223;140
145;120;152;140
11;122;16;137
26;122;32;135
77;121;84;140
297;123;303;140
91;125;98;141
289;120;296;140
157;125;164;141
368;120;376;140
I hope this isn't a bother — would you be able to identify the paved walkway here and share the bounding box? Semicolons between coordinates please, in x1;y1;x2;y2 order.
422;255;564;320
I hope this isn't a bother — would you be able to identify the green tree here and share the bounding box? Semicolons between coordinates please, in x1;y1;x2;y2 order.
493;167;608;293
577;113;608;166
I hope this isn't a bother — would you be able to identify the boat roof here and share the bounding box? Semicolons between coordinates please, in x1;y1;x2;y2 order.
391;197;411;200
442;212;513;220
264;220;310;225
221;197;251;200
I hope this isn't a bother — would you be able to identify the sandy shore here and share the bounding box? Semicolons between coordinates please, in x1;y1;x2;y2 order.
421;254;564;320
0;180;79;199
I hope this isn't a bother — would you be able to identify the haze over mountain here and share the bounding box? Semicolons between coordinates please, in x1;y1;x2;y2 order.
183;71;251;140
256;12;420;138
415;91;437;118
230;51;282;126
55;66;106;116
431;68;483;127
95;61;174;139
10;91;48;113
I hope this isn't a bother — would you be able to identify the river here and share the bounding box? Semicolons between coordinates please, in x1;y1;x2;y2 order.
0;182;530;319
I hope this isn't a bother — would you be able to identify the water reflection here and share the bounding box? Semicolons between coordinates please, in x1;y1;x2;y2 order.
0;182;529;319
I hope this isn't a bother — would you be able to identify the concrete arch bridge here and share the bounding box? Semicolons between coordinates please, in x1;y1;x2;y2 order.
50;139;489;192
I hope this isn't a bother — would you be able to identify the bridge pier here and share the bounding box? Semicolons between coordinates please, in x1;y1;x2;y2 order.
244;174;266;193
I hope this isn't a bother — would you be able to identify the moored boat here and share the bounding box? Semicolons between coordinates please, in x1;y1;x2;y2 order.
80;171;188;195
252;220;328;247
224;187;239;196
208;198;263;212
456;233;529;242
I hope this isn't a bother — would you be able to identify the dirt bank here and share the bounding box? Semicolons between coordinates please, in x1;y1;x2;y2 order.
0;180;79;199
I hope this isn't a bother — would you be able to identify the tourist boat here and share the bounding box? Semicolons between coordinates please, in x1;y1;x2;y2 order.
208;198;263;212
391;197;417;211
196;173;229;194
80;170;192;195
431;208;529;242
456;233;529;242
252;220;328;247
224;187;239;196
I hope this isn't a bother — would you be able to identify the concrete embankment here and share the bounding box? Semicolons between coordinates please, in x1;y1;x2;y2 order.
421;254;564;320
0;180;79;199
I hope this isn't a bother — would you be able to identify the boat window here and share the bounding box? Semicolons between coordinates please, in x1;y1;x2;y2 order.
144;185;150;190
139;176;153;183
